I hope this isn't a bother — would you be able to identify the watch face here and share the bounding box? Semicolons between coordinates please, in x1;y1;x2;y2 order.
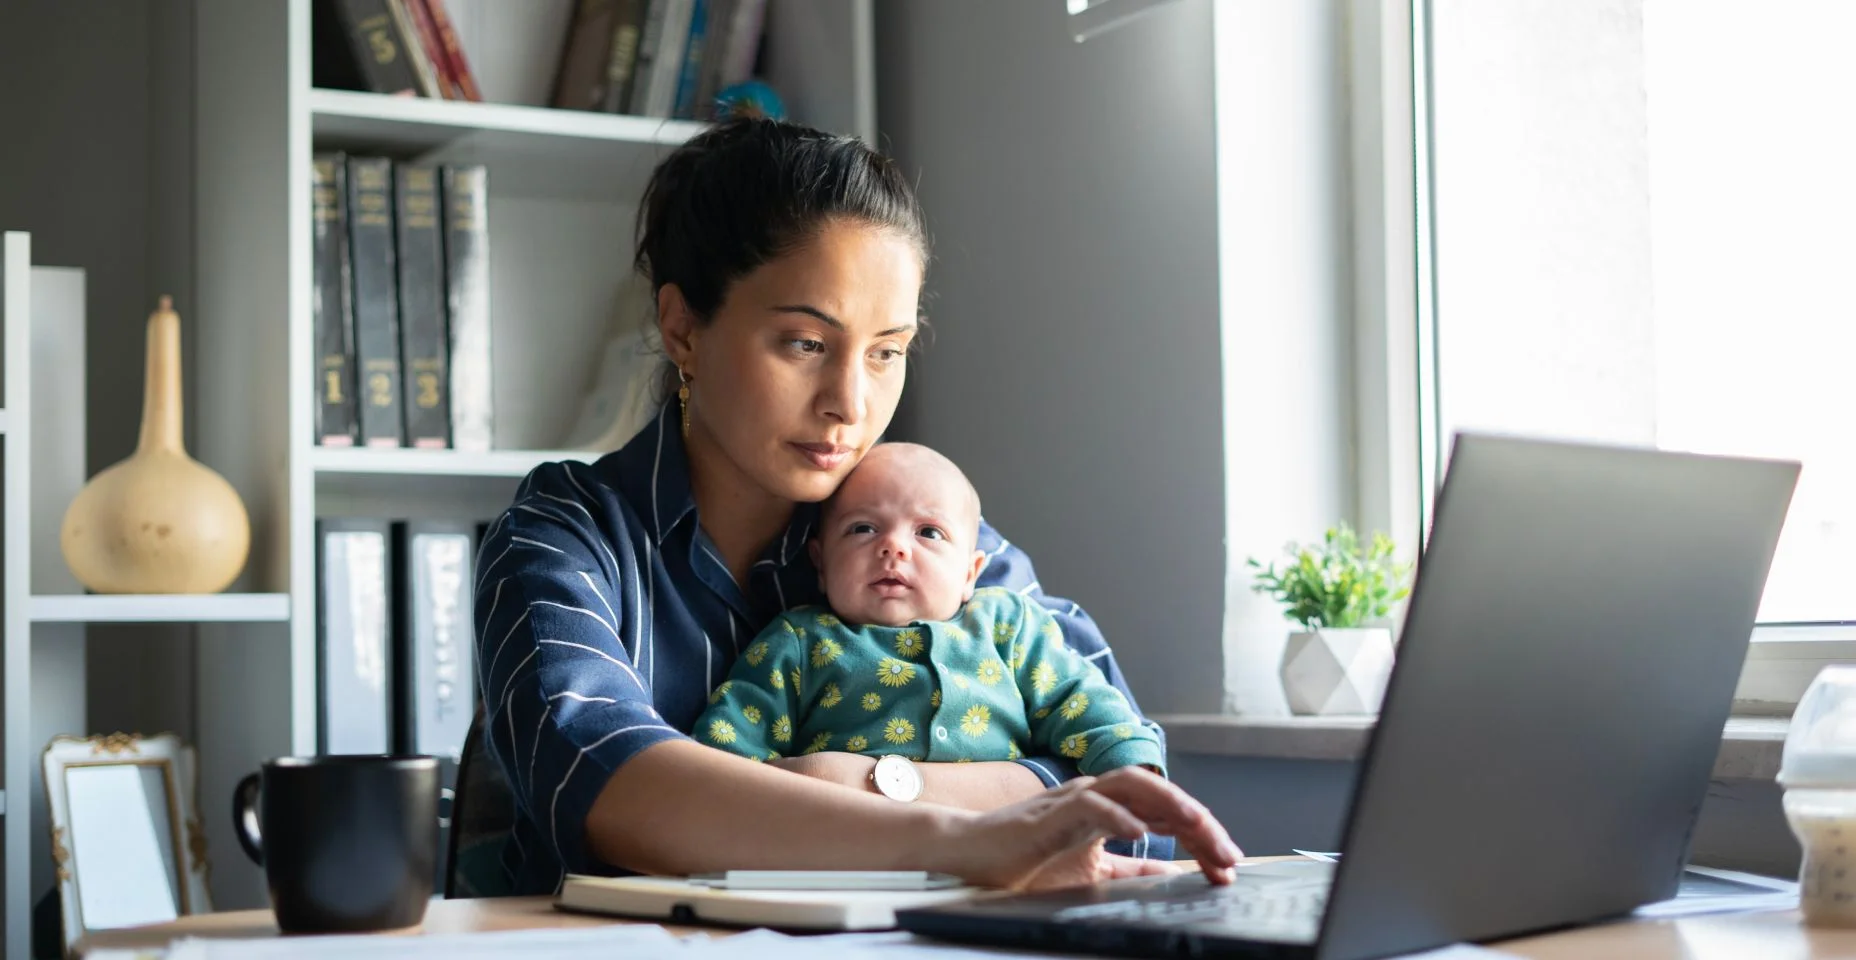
874;755;922;802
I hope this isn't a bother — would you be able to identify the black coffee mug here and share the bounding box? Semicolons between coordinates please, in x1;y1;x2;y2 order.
233;755;439;934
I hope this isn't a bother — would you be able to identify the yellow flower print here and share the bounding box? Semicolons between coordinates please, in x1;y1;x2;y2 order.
1042;619;1062;643
1031;662;1058;696
803;731;832;755
1060;692;1090;721
845;734;869;751
993;622;1016;645
930;689;941;708
811;637;843;668
816;612;841;629
1035;707;1051;720
953;675;970;690
884;717;916;744
708;719;737;744
708;681;733;704
976;660;1004;686
766;750;780;761
773;715;793;743
1007;741;1022;760
782;619;797;635
944;625;969;644
960;705;991;737
790;667;803;691
770;668;785;690
1060;733;1089;759
820;683;843;709
894;628;925;658
876;657;917;687
862;692;883;711
744;641;770;666
1114;725;1133;739
741;706;762;725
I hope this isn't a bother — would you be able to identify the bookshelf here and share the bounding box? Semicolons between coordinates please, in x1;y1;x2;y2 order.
178;0;876;915
27;594;292;624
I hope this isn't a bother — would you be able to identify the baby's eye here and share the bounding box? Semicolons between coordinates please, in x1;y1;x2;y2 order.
849;522;877;535
917;526;947;541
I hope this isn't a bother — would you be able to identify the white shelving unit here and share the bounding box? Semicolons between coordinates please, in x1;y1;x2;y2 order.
28;594;291;624
3;232;33;960
180;0;876;914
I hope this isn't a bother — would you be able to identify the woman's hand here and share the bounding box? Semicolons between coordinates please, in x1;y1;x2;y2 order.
926;767;1241;891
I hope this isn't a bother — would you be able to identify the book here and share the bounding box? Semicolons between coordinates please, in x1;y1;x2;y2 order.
316;519;395;755
391;520;477;761
556;875;982;931
641;0;695;118
551;0;620;110
627;0;671;116
671;0;709;119
712;0;765;95
311;153;359;447
442;165;493;453
421;0;483;101
394;164;451;448
599;0;650;114
398;0;459;98
345;156;405;448
313;0;423;96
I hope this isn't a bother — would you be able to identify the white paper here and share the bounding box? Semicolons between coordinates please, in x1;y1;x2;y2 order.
1632;864;1799;919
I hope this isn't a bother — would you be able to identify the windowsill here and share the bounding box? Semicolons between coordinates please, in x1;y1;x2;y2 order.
1155;714;1789;781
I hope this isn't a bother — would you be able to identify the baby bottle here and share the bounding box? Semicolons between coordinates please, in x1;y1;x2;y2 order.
1779;665;1856;926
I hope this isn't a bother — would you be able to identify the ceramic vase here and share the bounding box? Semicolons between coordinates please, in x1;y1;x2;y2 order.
1280;627;1396;715
61;296;250;593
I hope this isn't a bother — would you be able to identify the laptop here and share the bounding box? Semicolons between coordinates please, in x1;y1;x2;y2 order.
897;433;1800;960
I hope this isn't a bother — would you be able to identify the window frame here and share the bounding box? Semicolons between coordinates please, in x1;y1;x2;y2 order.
1401;0;1854;711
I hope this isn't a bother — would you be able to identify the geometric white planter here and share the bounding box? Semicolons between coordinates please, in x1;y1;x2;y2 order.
1280;627;1396;716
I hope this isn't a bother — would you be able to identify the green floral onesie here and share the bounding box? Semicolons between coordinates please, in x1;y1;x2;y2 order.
693;586;1166;776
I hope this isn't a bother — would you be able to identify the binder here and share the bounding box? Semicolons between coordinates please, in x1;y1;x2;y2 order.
316;519;395;754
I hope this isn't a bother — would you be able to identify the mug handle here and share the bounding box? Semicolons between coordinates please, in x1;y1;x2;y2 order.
232;772;264;866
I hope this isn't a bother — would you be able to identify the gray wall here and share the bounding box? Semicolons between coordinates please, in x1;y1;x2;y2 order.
878;0;1227;716
0;0;199;938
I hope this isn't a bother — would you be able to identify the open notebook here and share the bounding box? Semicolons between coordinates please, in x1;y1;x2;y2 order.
556;874;987;931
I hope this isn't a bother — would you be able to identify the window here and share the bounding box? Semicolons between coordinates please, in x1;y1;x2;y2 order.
1416;0;1855;632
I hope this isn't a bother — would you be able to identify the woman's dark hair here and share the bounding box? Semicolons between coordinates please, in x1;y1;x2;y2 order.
634;117;929;321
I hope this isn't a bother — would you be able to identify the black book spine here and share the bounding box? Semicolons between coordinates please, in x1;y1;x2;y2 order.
600;0;649;113
442;165;493;452
347;156;405;448
312;153;359;447
395;164;451;448
329;0;424;95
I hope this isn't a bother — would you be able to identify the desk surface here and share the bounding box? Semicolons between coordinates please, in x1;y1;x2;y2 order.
77;893;1856;958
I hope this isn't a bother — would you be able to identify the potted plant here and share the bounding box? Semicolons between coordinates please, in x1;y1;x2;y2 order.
1247;524;1414;716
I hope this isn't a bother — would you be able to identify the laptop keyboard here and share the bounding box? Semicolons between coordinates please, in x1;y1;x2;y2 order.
1051;878;1329;936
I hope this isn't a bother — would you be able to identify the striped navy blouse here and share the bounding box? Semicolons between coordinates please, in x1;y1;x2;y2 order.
474;402;1170;894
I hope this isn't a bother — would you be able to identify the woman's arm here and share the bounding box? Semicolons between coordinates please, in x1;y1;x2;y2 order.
587;738;1240;888
769;752;1045;811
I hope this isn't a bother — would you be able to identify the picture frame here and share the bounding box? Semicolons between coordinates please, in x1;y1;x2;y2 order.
41;732;213;954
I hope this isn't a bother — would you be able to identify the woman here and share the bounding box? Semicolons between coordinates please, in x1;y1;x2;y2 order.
474;117;1240;896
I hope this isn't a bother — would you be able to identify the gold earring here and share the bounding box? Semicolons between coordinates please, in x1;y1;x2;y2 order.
677;367;691;439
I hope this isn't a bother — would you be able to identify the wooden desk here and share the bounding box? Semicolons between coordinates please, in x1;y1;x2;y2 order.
78;894;1856;958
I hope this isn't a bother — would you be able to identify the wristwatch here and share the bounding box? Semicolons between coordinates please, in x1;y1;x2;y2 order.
870;754;923;802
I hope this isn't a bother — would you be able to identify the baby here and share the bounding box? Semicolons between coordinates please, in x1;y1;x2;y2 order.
694;442;1165;781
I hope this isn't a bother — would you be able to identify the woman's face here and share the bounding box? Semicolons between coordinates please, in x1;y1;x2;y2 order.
664;218;924;508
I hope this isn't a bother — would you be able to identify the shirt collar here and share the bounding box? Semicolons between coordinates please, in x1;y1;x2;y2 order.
604;402;819;566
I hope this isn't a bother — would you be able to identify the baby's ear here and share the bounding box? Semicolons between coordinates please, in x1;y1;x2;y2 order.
961;548;986;602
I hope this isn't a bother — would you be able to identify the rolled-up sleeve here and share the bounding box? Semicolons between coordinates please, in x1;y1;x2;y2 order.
475;464;688;876
972;519;1175;860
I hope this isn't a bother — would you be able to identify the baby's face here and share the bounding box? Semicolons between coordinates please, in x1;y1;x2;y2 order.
810;446;985;627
